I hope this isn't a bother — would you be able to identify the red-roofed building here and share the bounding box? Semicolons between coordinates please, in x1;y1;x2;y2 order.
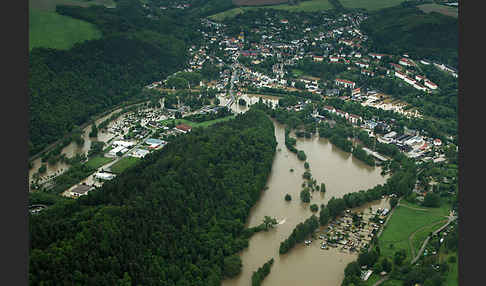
424;80;438;90
433;139;442;146
176;124;192;133
336;109;349;119
395;71;407;80
348;114;362;124
329;56;340;63
335;78;355;89
399;58;414;67
390;63;404;71
361;69;375;77
352;88;361;97
323;105;336;113
313;55;324;62
356;62;369;69
369;53;385;59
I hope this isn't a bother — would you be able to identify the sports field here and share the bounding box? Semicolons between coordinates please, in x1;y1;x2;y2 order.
339;0;406;11
29;8;102;50
209;0;333;21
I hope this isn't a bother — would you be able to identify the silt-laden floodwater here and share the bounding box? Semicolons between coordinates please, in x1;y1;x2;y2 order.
221;97;388;286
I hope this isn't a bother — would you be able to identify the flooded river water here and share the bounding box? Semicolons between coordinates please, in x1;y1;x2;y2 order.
28;107;125;187
219;94;389;286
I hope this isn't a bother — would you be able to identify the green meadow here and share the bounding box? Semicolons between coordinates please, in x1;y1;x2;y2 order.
209;0;333;21
29;8;102;50
339;0;406;11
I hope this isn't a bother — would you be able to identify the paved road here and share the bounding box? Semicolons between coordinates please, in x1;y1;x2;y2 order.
410;214;457;264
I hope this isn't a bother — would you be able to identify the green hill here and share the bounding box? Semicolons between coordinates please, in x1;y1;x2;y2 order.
361;4;458;67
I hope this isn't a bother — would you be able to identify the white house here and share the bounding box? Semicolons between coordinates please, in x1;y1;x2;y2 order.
335;78;356;89
424;80;438;90
109;145;128;157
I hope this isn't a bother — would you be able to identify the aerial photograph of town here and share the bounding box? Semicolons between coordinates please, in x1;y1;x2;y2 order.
27;0;459;285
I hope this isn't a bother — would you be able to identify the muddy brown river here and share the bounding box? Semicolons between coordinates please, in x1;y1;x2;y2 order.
219;94;389;286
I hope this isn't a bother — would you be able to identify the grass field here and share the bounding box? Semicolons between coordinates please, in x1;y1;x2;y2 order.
161;115;236;128
418;3;458;18
378;200;450;260
209;0;333;21
110;157;141;174
29;8;102;50
339;0;406;11
85;156;114;169
29;0;116;12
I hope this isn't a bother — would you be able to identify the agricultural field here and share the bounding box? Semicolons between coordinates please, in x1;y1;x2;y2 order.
233;0;288;6
29;8;102;50
209;0;333;21
339;0;406;11
418;3;458;18
29;0;116;12
378;200;451;260
110;157;141;174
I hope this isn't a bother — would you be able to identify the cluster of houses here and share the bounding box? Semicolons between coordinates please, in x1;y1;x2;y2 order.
316;206;391;254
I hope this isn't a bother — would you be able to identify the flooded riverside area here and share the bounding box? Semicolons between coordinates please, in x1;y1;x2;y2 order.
222;104;388;286
28;108;122;184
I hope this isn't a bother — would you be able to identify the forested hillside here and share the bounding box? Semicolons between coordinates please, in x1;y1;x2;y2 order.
29;0;200;156
29;109;277;285
361;3;458;67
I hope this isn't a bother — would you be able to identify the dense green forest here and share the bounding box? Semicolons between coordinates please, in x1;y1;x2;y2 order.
361;3;458;67
29;109;277;285
29;0;200;156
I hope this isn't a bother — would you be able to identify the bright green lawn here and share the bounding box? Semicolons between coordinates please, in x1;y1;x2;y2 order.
85;156;114;169
378;201;450;260
29;8;102;50
410;220;447;255
161;115;236;128
339;0;406;11
209;0;333;21
110;157;141;174
29;0;116;12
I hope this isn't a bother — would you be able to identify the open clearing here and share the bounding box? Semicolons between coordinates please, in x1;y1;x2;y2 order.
85;156;114;170
29;0;116;12
418;4;458;18
339;0;406;11
110;157;141;174
378;200;450;260
233;0;288;6
209;0;333;21
29;8;102;50
161;115;236;128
